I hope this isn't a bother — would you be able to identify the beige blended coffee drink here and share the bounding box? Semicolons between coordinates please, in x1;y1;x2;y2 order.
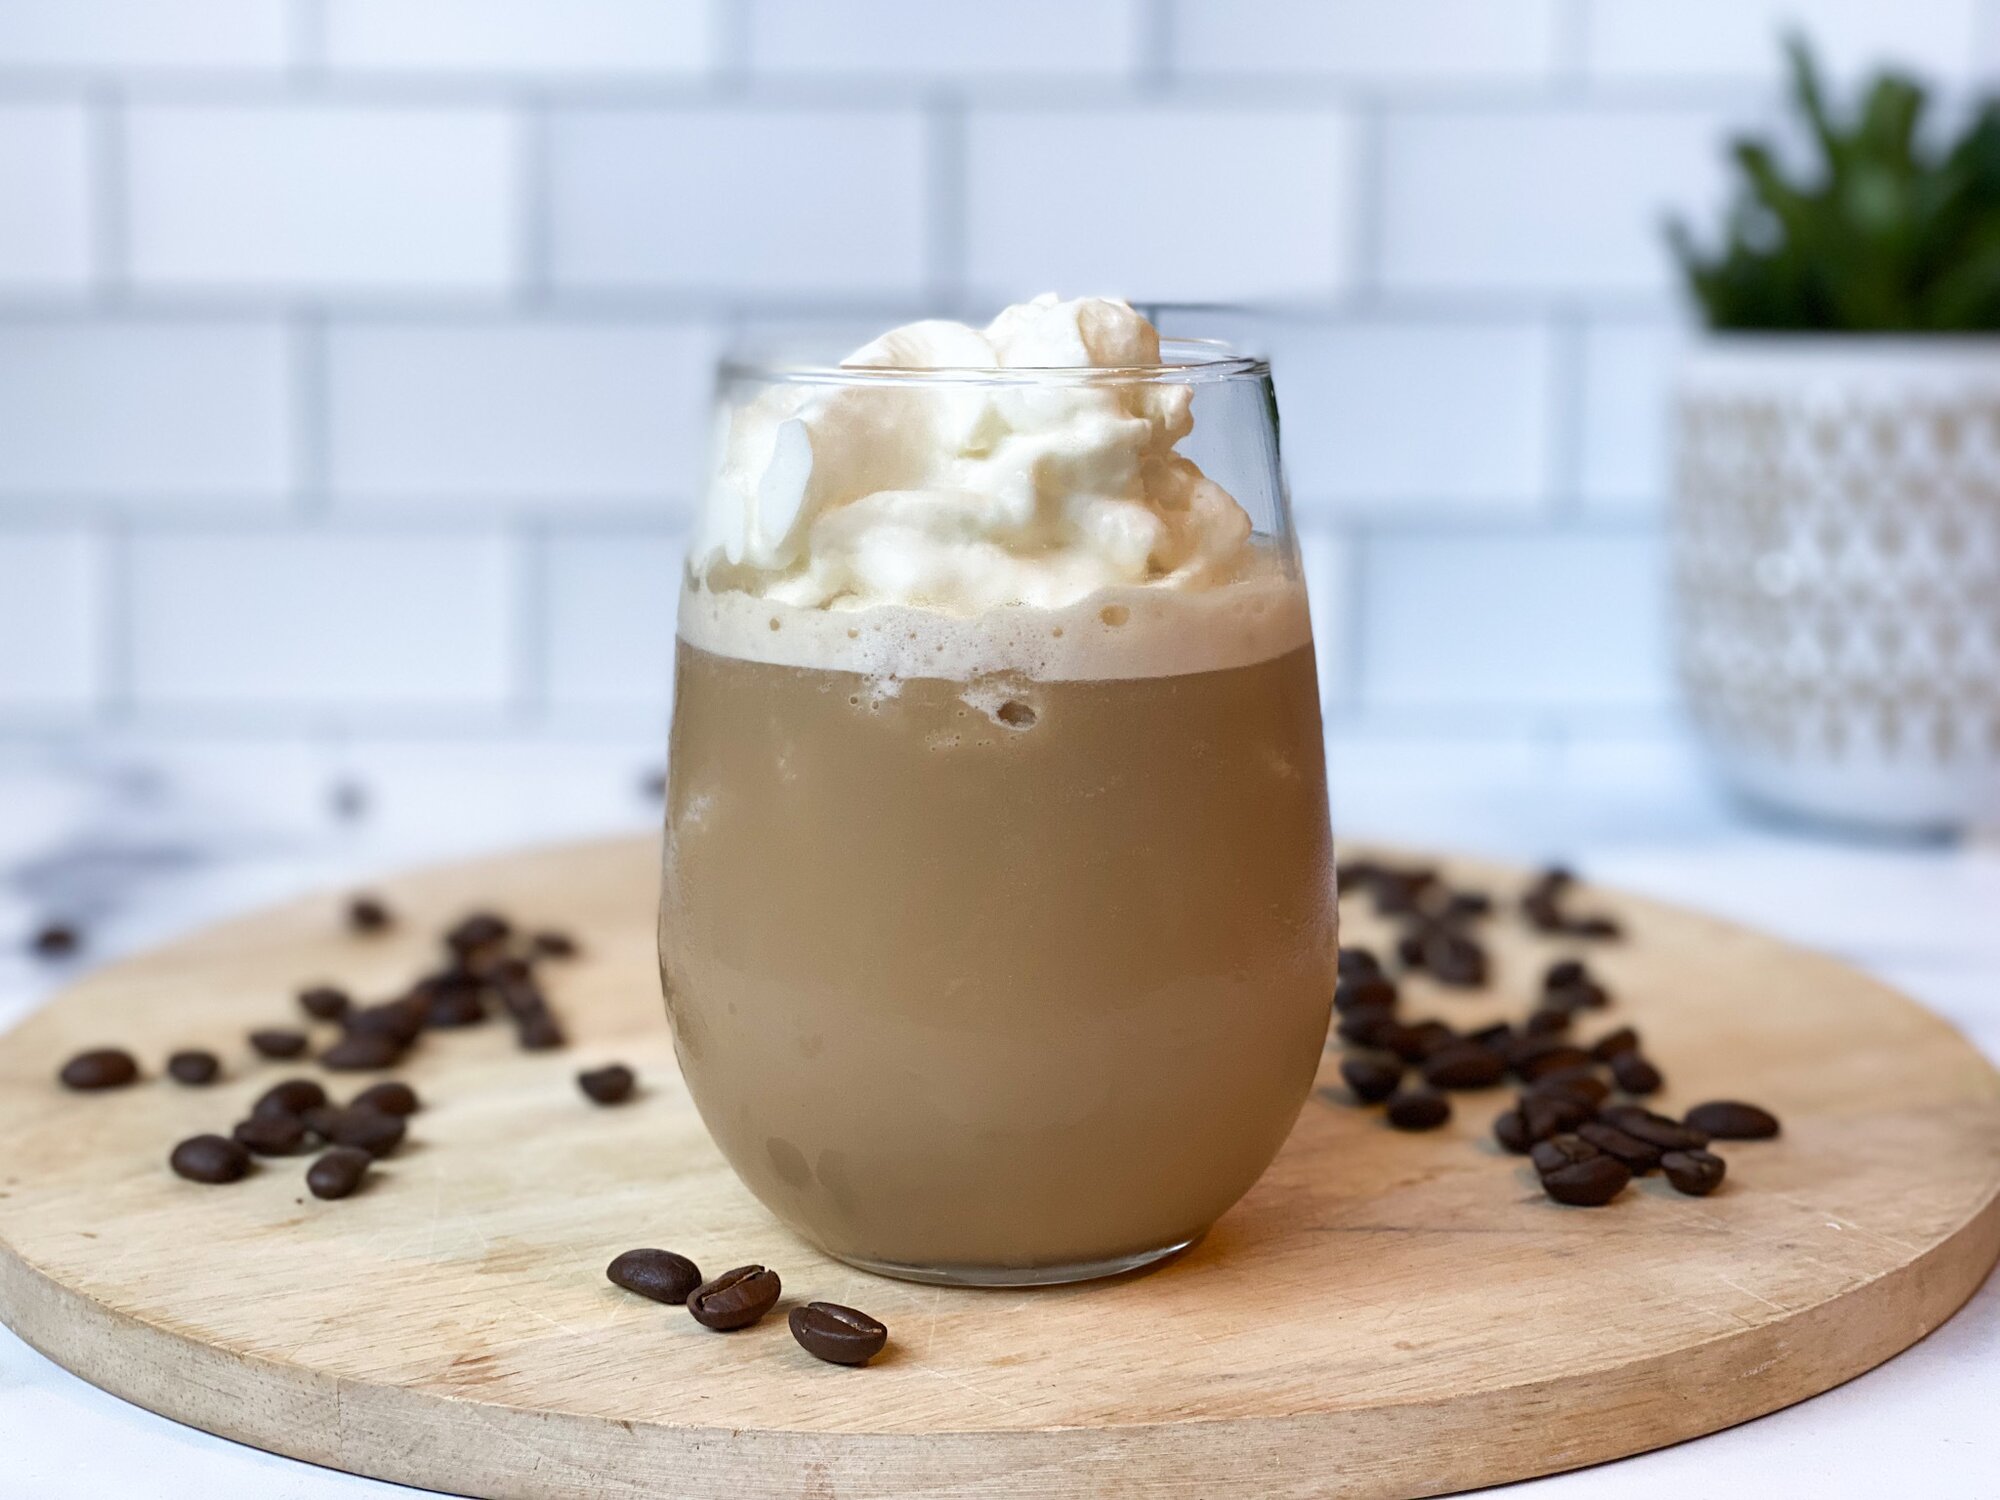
661;296;1335;1284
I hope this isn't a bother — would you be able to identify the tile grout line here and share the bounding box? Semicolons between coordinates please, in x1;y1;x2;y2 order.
924;90;968;313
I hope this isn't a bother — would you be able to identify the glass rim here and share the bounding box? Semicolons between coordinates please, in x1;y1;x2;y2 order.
718;336;1268;388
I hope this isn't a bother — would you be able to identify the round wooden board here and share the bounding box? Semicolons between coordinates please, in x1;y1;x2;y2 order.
1;836;1997;1500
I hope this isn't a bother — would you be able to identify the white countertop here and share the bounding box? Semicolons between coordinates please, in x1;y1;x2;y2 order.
2;732;1996;1499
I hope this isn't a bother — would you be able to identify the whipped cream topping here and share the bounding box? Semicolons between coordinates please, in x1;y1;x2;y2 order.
690;295;1254;613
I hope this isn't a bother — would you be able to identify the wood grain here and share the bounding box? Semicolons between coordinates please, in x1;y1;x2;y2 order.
0;835;1995;1499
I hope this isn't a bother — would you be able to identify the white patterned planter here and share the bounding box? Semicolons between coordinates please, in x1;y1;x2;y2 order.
1673;339;2000;834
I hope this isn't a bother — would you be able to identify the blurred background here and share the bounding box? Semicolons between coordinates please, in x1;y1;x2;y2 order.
1;0;1996;923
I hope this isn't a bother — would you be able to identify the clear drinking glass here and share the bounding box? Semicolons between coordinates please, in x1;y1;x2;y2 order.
659;336;1334;1286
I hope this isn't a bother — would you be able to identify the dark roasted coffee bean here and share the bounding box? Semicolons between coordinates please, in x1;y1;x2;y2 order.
1337;946;1382;982
320;1031;404;1071
1541;1154;1630;1206
1466;1022;1514;1051
302;1104;340;1139
1439;889;1493;921
1512;1041;1594;1083
233;1113;309;1156
249;1028;309;1060
1493;1107;1531;1154
518;1011;566;1051
1524;1008;1572;1037
1609;1051;1663;1096
1590;1026;1640;1061
1685;1100;1779;1139
1542;979;1611;1013
1543;958;1589;989
606;1248;702;1305
446;911;512;958
1662;1148;1727;1196
1530;1133;1599;1175
58;1048;138;1091
352;1081;419;1117
1420;929;1488;988
298;985;351;1021
1521;1091;1594;1143
253;1078;327;1119
346;894;393;934
687;1265;782;1330
319;1106;406;1158
421;979;487;1029
1564;914;1624;940
167;1049;220;1086
1334;974;1397;1014
1394;928;1428;968
1388;1019;1457;1064
578;1063;636;1105
790;1302;888;1366
1335;1003;1397;1048
171;1133;250;1184
1385;1090;1450;1131
306;1146;372;1200
531;930;580;960
1577;1120;1662;1174
1422;1043;1507;1091
1370;868;1438;918
1339;1055;1403;1104
1532;1069;1611;1108
345;997;426;1044
31;921;81;958
1600;1105;1709;1152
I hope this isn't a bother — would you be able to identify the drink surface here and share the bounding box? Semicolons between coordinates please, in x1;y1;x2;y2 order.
660;635;1335;1271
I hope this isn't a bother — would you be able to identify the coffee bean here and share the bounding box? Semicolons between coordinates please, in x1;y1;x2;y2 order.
1532;1069;1611;1109
421;979;488;1029
1523;1008;1572;1037
1339;1055;1403;1104
249;1028;309;1060
531;930;580;960
518;1011;566;1051
1565;915;1625;940
1599;1105;1710;1152
1577;1120;1662;1174
306;1146;372;1200
606;1248;703;1305
1334;974;1397;1015
446;911;511;958
352;1081;419;1117
253;1078;327;1119
1493;1108;1532;1154
58;1048;138;1091
31;920;81;959
302;1104;340;1139
1511;1041;1594;1083
1422;1043;1507;1091
1387;1019;1458;1064
1337;946;1382;982
345;997;426;1045
1541;1154;1630;1207
1662;1149;1728;1196
1542;979;1611;1013
1394;929;1428;968
1385;1090;1451;1131
1466;1022;1515;1051
687;1265;782;1331
319;1031;404;1071
1543;958;1589;989
298;985;351;1022
1420;929;1488;988
1609;1051;1663;1096
319;1106;406;1158
1521;1091;1594;1143
790;1302;888;1366
578;1063;636;1105
1590;1026;1640;1061
1684;1100;1780;1140
167;1049;220;1086
1336;1003;1397;1048
233;1113;309;1156
171;1133;250;1184
346;895;393;934
1530;1133;1599;1176
1439;890;1494;922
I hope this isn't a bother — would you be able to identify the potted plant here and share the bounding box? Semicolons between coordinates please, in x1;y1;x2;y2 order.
1668;38;2000;834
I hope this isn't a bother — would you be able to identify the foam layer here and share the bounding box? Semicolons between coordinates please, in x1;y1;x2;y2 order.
677;557;1312;683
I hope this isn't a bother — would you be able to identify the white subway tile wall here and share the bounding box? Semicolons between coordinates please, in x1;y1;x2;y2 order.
0;0;1983;745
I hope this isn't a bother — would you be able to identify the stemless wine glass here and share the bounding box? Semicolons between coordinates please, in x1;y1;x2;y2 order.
659;333;1334;1286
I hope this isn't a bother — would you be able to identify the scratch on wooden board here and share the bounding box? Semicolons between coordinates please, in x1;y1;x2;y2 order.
1715;1273;1790;1314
